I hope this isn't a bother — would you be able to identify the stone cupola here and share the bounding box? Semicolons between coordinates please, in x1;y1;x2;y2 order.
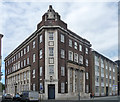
37;5;67;30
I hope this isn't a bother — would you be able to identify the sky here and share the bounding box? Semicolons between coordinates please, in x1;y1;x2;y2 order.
0;1;118;84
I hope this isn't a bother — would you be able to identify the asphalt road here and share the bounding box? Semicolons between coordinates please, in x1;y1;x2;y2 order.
0;96;120;102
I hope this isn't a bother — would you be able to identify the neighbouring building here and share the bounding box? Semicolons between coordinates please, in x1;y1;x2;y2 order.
0;34;3;81
115;60;120;95
4;5;92;99
91;50;118;96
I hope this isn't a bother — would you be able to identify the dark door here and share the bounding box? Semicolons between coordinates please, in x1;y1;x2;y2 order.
48;84;55;99
106;87;108;96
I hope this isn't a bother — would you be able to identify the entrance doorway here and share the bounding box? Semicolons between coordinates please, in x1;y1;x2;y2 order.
106;87;108;96
48;84;55;99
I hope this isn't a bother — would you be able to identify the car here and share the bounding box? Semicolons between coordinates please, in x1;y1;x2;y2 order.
13;94;21;101
2;93;12;102
20;91;39;102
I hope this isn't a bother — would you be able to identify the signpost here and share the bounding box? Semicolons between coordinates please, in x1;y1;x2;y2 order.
40;84;43;93
40;84;43;101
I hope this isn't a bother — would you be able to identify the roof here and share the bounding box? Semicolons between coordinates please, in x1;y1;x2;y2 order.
92;50;117;65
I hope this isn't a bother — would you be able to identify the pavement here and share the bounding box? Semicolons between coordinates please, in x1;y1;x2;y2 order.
0;96;120;102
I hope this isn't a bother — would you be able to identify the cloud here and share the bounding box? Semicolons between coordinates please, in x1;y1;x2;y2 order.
0;2;118;84
63;2;118;59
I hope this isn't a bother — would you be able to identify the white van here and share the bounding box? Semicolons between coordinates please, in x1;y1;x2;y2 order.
20;91;39;102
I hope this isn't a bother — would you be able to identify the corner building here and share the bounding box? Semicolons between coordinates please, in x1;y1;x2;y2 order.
4;6;92;100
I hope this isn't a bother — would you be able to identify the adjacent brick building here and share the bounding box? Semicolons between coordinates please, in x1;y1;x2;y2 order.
91;50;118;96
4;5;92;99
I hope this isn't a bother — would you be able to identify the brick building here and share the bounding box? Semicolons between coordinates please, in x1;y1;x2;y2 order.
91;50;118;96
4;5;92;99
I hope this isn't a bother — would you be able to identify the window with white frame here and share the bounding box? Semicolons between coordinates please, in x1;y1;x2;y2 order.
12;66;13;72
95;56;99;63
74;42;78;49
24;72;26;80
68;51;73;61
21;50;23;57
95;86;99;93
27;45;29;52
86;59;88;66
61;49;65;58
40;67;42;76
70;83;73;92
18;74;20;81
16;63;18;70
13;64;15;71
79;44;82;51
69;39;72;47
49;65;54;74
86;85;89;93
33;41;35;48
79;55;83;64
39;49;42;59
27;57;29;65
49;47;54;56
61;82;65;93
24;48;26;55
61;34;64;43
101;77;104;83
21;61;23;68
86;72;89;79
23;60;26;67
12;58;13;63
33;69;35;78
15;75;17;81
33;54;35;63
18;61;20;69
74;53;78;63
61;67;65;76
27;71;29;79
33;84;35;91
95;65;99;72
95;76;99;82
101;67;104;73
40;34;42;43
101;87;104;93
14;56;15;61
109;71;111;76
8;69;9;74
49;32;54;40
113;72;115;78
106;64;108;69
49;57;54;64
18;52;20;58
86;48;88;54
70;69;72;78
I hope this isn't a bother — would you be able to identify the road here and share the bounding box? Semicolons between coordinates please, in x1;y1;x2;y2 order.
0;96;120;102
